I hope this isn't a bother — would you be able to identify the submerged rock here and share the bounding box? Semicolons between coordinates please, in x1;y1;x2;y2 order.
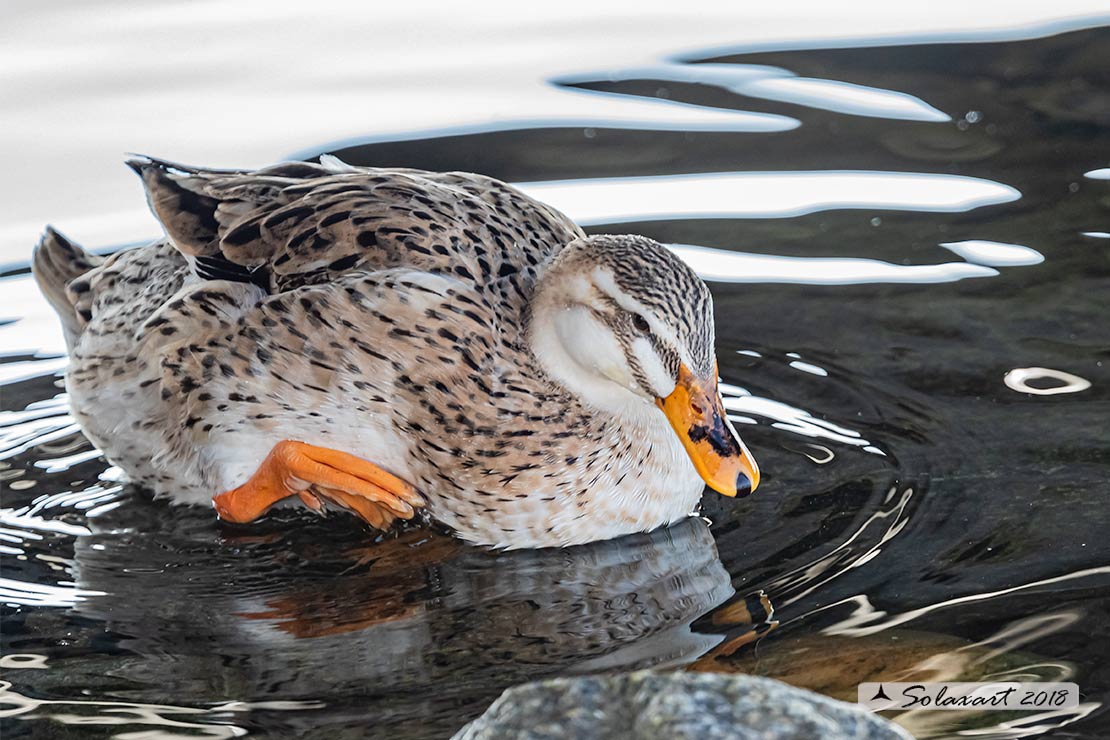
453;670;911;740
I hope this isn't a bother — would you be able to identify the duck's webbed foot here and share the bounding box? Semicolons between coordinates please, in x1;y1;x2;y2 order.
212;441;423;529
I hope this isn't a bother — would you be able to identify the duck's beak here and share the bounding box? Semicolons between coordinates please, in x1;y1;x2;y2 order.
656;363;760;497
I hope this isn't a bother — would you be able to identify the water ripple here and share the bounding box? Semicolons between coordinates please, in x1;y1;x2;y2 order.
670;243;999;285
1003;367;1092;396
938;240;1044;267
0;679;322;738
556;63;950;122
518;170;1021;225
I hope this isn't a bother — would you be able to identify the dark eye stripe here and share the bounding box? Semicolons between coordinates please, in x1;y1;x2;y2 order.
595;293;623;313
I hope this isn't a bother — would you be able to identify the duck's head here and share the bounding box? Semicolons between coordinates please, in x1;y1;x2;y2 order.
529;234;759;497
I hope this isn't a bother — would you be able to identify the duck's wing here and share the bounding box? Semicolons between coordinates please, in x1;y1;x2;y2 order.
128;156;584;299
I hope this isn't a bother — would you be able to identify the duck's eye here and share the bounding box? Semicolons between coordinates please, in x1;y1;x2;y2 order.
631;313;651;333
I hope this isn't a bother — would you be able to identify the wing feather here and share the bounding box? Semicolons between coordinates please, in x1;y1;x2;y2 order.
126;157;583;308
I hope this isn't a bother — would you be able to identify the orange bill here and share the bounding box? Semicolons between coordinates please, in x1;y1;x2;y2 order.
656;363;760;497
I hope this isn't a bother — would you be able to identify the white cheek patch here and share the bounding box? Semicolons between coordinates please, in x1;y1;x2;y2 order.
632;336;677;398
553;306;634;389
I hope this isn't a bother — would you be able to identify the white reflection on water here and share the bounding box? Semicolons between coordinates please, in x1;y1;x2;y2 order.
0;578;104;608
3;4;1104;261
0;484;124;608
821;566;1110;638
0;509;91;538
939;240;1045;267
0;276;68;356
0;358;67;386
0;654;49;669
0;410;81;460
720;381;883;454
761;482;914;608
671;243;998;285
557;63;949;122
515;170;1037;286
482;86;800;132
0;680;321;738
1004;367;1092;396
788;359;829;377
517;170;1020;225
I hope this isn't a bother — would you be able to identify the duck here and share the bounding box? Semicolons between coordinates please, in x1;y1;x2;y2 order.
31;155;759;549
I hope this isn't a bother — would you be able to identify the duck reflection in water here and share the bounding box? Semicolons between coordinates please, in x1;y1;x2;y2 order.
65;502;772;737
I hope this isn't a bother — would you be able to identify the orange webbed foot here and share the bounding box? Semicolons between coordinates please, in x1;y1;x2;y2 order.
212;440;423;530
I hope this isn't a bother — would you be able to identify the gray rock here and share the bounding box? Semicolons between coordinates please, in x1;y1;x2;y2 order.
453;670;912;740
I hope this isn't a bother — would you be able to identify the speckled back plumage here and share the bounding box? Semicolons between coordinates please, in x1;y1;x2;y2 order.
34;158;710;548
136;158;583;303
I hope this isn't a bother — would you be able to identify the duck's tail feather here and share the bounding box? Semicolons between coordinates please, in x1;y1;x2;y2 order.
31;227;103;351
126;156;231;258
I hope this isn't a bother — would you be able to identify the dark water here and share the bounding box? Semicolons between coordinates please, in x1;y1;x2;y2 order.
3;23;1110;740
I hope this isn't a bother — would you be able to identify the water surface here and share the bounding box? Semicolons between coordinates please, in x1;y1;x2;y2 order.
3;12;1110;740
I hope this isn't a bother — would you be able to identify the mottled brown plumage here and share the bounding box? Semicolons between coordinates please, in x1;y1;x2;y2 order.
33;156;757;548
